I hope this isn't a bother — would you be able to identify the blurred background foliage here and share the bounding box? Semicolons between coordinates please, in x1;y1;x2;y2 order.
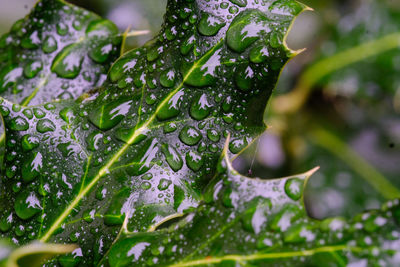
1;0;399;220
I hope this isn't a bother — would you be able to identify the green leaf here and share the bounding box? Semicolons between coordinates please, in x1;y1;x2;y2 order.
0;0;121;106
0;0;306;265
0;240;75;267
106;145;400;266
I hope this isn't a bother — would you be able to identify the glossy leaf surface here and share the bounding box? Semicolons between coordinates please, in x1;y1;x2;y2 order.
0;0;306;265
0;0;121;105
107;149;400;266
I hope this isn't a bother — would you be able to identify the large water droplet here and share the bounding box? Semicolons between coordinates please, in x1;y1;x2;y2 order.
36;119;56;133
160;68;176;88
24;61;42;79
51;44;83;79
226;10;271;53
21;135;39;151
190;93;211;120
89;42;114;63
198;13;225;36
9;116;29;131
235;66;254;91
127;139;159;176
86;131;104;151
156;89;184;121
42;35;57;53
186;151;203;171
14;191;42;220
22;152;42;182
229;138;248;154
89;99;132;130
179;126;202;146
184;45;222;87
158;178;172;191
229;0;247;7
161;144;183;172
284;178;303;201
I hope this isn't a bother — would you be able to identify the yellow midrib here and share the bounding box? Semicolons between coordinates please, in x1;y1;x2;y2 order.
39;38;224;242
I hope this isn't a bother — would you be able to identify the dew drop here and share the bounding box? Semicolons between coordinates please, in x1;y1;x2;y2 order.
51;44;83;79
198;13;226;36
14;191;42;220
9;116;29;131
24;61;42;79
179;126;202;146
161;144;183;172
190;93;211;120
185;151;203;171
284;178;303;201
36;119;56;133
42;35;57;53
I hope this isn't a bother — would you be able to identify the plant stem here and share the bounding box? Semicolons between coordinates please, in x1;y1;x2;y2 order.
273;32;400;114
308;127;400;199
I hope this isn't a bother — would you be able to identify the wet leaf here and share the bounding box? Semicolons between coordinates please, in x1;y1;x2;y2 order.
0;0;121;105
0;0;306;265
106;147;400;266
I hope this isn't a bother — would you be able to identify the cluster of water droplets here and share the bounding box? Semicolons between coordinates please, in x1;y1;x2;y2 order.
0;0;309;265
0;0;121;105
107;159;400;266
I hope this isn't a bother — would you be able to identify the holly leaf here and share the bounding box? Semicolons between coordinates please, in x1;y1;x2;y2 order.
0;0;121;105
0;0;306;265
106;144;400;266
0;240;75;267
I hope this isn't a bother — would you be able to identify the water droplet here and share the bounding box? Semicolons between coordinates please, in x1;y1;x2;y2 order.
14;191;42;220
156;89;184;121
229;0;247;7
186;151;203;171
226;10;271;53
0;67;23;91
0;213;12;232
22;109;33;119
160;68;176;88
184;45;222;87
179;126;202;146
164;122;177;133
147;47;159;62
9;116;29;131
127;139;159;176
22;152;42;182
59;107;75;123
284;223;315;243
180;35;196;55
207;129;220;142
86;131;103;151
229;138;248;154
161;144;183;172
116;127;147;145
86;19;119;37
89;99;132;130
198;13;225;36
284;178;303;201
108;53;139;82
51;44;83;78
42;35;57;53
89;42;114;63
190;93;211;120
56;23;68;36
141;181;152;190
158;178;172;191
36;119;56;133
235;66;254;91
33;108;45;118
250;45;269;63
24;61;42;79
